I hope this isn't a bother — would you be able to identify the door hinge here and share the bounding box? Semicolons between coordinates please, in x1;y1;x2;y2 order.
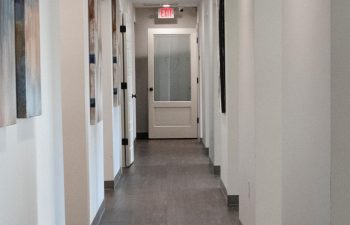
113;56;117;64
198;55;200;61
197;37;199;43
197;117;200;124
90;98;96;108
197;77;199;84
122;138;129;146
121;82;127;90
89;54;96;64
120;25;126;33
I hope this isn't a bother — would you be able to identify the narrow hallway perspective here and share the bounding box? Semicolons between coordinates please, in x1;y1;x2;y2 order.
100;140;239;225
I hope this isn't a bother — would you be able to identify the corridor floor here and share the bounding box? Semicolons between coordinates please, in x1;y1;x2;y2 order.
100;139;239;225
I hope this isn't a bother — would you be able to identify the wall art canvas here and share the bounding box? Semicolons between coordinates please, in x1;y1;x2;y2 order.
89;0;103;124
15;0;42;118
0;1;17;127
219;0;226;113
112;0;122;106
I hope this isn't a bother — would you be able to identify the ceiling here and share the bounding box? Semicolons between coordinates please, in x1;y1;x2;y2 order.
132;0;201;7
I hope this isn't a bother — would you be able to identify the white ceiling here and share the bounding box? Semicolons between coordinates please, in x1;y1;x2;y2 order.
132;0;201;7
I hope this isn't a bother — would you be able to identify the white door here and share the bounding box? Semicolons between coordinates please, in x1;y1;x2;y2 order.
148;28;198;139
121;13;135;167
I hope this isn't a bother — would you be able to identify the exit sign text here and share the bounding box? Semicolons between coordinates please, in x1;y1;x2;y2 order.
158;8;175;19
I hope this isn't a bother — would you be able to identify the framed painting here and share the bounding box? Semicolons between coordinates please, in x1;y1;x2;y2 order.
15;0;42;118
219;0;226;113
89;0;102;124
112;0;122;107
0;0;17;127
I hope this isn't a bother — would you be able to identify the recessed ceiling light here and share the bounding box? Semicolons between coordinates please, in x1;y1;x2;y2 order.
162;4;171;7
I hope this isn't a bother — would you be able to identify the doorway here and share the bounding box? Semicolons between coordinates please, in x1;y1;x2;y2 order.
148;28;198;139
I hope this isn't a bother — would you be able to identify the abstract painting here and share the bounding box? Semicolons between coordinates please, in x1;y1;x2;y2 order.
112;0;121;106
0;0;17;127
15;0;42;118
112;0;118;106
89;0;103;124
219;0;226;113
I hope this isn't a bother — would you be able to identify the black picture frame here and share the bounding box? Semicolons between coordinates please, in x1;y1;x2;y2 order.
219;0;226;113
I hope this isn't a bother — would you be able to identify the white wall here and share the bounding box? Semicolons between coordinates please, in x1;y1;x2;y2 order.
234;0;331;224
102;0;116;182
89;0;105;221
112;106;122;175
59;0;106;223
222;0;240;197
199;0;215;161
282;1;331;224
0;1;65;225
237;0;256;224
199;0;240;198
88;122;104;223
331;1;350;224
101;0;123;185
254;0;283;224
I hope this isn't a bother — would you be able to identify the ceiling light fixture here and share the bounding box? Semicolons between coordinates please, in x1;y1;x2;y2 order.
162;4;171;7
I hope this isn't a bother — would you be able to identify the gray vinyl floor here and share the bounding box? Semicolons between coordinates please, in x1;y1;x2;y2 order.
100;139;239;225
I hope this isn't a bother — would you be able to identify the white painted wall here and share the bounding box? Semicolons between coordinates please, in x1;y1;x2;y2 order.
254;0;283;224
0;1;65;225
199;0;241;198
222;0;240;197
59;0;105;223
88;122;104;223
331;1;350;224
59;0;91;223
199;0;241;197
198;0;214;156
89;1;105;222
282;1;331;224
235;0;331;224
101;0;123;184
102;0;116;182
237;0;256;224
112;106;122;175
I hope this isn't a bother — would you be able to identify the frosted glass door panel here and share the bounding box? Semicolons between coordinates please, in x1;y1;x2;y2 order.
154;34;191;101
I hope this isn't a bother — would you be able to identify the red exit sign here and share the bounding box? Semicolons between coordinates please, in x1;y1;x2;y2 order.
158;8;175;19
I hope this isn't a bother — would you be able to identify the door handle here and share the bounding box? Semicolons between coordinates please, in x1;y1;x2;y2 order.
149;87;154;92
132;94;137;99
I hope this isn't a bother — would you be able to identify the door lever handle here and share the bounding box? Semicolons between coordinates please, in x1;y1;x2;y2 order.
149;87;154;92
132;94;137;99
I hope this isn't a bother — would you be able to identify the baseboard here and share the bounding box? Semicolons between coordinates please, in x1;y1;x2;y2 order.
209;159;221;176
91;200;105;225
104;168;122;190
199;138;203;144
219;178;239;208
137;132;149;139
203;147;209;156
214;165;221;176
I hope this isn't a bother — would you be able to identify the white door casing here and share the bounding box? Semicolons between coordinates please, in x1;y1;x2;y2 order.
148;28;198;139
121;12;135;167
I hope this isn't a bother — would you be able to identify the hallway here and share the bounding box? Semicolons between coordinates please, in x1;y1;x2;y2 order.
100;140;239;225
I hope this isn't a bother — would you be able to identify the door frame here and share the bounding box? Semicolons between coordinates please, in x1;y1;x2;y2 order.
147;28;199;139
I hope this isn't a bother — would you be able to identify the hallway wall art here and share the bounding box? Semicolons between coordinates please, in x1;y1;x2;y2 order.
0;0;17;128
15;0;42;118
89;0;103;124
219;0;226;113
112;0;121;106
